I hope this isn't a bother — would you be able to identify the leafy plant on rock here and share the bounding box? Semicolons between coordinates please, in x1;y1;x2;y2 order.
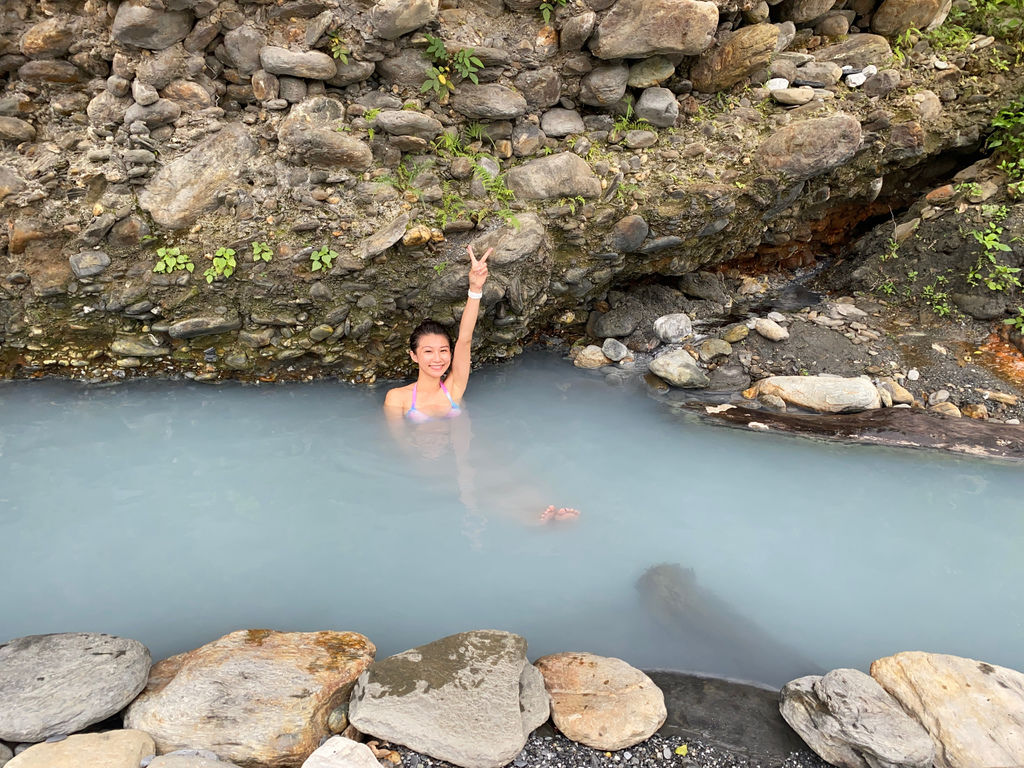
327;31;349;65
987;98;1024;194
153;246;194;274
1004;306;1024;332
204;246;236;284
311;245;338;272
252;241;273;263
420;34;483;98
539;0;567;24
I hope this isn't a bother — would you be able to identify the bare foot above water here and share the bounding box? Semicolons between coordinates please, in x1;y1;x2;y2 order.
540;505;581;522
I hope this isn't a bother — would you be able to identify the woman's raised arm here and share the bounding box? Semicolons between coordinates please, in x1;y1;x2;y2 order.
446;245;490;400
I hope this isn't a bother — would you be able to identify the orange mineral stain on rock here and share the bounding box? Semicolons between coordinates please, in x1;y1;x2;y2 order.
977;334;1024;390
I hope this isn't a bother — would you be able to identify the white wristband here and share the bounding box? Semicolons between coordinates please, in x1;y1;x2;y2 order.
467;289;483;300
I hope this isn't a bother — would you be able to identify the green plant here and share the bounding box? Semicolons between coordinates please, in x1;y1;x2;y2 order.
981;203;1010;219
891;27;919;64
880;237;900;261
923;20;974;51
969;224;1021;291
987;98;1024;193
327;31;349;65
451;48;484;84
539;0;567;23
464;122;486;143
419;35;483;96
956;181;983;198
311;245;338;272
252;241;273;263
364;108;381;121
1004;306;1024;332
432;131;470;157
922;280;952;316
879;279;896;295
153;246;194;274
558;195;586;215
612;99;652;133
434;185;468;229
433;260;448;274
472;162;515;205
204;246;236;283
424;33;448;62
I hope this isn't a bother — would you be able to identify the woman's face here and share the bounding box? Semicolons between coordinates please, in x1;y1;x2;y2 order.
410;333;452;377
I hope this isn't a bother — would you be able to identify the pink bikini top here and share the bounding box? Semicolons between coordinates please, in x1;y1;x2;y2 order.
405;381;462;422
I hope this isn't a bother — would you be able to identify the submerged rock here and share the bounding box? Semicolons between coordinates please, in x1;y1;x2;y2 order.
0;633;151;742
744;376;881;413
780;668;934;768
535;652;667;750
123;630;375;768
348;630;548;768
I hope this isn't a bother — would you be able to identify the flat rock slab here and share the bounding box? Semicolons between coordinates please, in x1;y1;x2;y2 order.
871;651;1024;768
744;376;880;413
348;630;549;768
7;730;155;768
780;669;934;768
124;629;375;768
536;652;667;750
0;633;151;742
703;405;1024;461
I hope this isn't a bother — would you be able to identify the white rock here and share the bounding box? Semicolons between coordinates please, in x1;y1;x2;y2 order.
745;375;881;413
653;313;693;343
766;77;790;90
907;368;920;381
301;737;381;768
754;317;790;341
767;310;786;322
862;64;878;76
845;72;867;87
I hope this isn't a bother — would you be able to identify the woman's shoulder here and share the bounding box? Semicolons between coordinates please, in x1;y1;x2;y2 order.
384;383;413;409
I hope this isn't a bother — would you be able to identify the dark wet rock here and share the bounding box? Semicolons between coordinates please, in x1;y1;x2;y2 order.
594;303;643;337
541;108;585;137
140;123;256;229
223;26;265;75
649;349;709;388
17;60;83;84
260;47;336;79
679;271;727;304
0;117;35;143
109;216;150;248
691;24;777;93
251;70;279;101
167;316;242;339
780;668;934;768
112;0;193;50
872;0;943;36
451;85;528;120
708;364;751;391
69;251;111;279
951;292;1009;320
0;633;151;742
374;110;442;140
124;99;182;128
590;0;718;59
514;67;561;109
758;114;862;181
349;630;549;768
469;213;545;266
606;215;649;252
278;97;372;171
371;0;438;39
507;152;602;200
184;18;221;52
815;35;893;69
560;12;596;51
634;87;677;128
580;64;628;107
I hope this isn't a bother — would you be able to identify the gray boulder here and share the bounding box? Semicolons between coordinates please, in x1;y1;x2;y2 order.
111;0;192;50
780;669;934;768
87;91;131;129
779;0;837;23
635;87;677;128
580;64;628;107
758;114;862;181
328;59;376;87
260;47;337;79
139;123;256;229
69;250;111;279
374;110;442;140
507;152;602;200
540;108;585;137
649;350;709;388
348;630;549;768
560;11;596;51
872;0;944;36
357;213;409;259
0;633;151;742
679;271;727;303
223;26;265;75
371;0;439;40
468;213;545;266
691;23;778;92
124;99;181;128
746;375;881;413
514;68;561;109
0;117;35;143
377;49;432;87
277;97;372;171
590;0;718;59
167;316;242;339
628;57;676;88
653;313;693;343
451;85;527;120
606;215;649;252
815;35;893;69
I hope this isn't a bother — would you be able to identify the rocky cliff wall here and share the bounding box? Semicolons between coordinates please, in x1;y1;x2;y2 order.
0;0;1021;382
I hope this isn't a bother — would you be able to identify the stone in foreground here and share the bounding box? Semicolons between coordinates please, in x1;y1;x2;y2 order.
870;651;1024;768
301;736;380;768
348;630;549;768
744;376;881;413
0;633;151;742
7;730;155;768
780;668;934;768
124;629;375;768
648;350;709;388
535;652;666;750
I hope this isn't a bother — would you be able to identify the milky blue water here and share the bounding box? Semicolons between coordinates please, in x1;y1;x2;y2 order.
1;352;1021;687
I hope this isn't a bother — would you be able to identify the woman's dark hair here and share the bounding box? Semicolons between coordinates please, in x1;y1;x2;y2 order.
410;320;453;351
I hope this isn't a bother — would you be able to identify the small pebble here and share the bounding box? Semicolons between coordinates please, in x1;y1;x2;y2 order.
907;368;920;381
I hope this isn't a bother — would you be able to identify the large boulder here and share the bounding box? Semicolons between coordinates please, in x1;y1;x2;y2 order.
871;0;943;36
691;24;778;93
0;633;151;742
139;123;256;230
779;0;836;23
648;349;709;388
374;110;443;140
277;97;373;171
589;0;719;59
451;85;528;120
371;0;439;39
260;47;337;80
6;731;155;768
506;152;601;200
111;0;192;50
815;35;893;69
468;213;546;266
348;630;549;768
870;652;1024;768
580;65;629;107
123;630;375;768
780;669;934;768
758;114;862;181
744;375;881;412
535;653;667;750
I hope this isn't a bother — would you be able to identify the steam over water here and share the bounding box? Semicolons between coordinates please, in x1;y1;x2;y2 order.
1;352;1021;687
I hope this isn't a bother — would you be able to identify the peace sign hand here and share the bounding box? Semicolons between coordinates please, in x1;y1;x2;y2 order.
467;245;491;292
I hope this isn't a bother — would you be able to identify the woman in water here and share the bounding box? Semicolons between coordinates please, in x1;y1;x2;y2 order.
384;245;577;523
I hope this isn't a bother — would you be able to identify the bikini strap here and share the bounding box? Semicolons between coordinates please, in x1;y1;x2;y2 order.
409;383;418;411
439;381;456;406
